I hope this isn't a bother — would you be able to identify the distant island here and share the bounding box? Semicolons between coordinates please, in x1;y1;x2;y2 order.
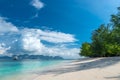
0;54;63;60
80;7;120;57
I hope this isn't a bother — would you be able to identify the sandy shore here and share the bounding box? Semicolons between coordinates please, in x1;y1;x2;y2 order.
2;57;120;80
32;57;120;80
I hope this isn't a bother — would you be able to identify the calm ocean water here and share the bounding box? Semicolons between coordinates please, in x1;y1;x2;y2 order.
0;60;64;80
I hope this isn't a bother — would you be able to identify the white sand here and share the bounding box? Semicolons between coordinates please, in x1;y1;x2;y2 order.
33;57;120;80
2;57;120;80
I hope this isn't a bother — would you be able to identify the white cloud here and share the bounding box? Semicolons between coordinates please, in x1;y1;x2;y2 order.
22;29;76;43
31;0;44;10
39;30;77;43
20;29;80;59
0;17;19;33
0;43;10;55
44;47;80;59
21;29;45;52
0;18;80;59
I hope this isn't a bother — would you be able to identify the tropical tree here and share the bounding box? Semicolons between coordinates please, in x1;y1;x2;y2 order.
80;42;93;57
80;7;120;57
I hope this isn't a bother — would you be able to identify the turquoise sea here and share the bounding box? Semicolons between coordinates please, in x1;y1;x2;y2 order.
0;60;64;80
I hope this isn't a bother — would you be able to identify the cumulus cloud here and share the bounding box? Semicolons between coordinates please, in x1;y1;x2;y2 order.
21;29;45;52
44;47;80;59
40;30;76;43
21;29;76;43
0;17;80;59
0;17;19;33
0;43;10;55
31;0;44;10
20;29;80;59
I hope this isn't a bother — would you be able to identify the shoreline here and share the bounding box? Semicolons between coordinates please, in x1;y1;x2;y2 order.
33;57;120;80
1;57;120;80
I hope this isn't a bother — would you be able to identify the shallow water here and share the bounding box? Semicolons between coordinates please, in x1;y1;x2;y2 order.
0;60;64;80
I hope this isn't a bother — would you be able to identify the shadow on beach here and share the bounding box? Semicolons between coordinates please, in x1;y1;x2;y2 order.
105;74;120;80
37;57;120;77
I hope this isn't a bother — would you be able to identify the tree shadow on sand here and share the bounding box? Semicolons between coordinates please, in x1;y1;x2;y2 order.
37;57;120;76
105;74;120;80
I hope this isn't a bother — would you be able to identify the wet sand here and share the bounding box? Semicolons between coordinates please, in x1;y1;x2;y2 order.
2;57;120;80
33;57;120;80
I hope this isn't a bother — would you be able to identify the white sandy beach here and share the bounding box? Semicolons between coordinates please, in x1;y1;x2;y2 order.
2;57;120;80
32;57;120;80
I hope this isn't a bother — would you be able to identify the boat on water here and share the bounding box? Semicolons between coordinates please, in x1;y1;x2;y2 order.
13;56;19;60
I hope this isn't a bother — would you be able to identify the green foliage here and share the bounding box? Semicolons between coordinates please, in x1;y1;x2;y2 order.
105;43;120;56
80;7;120;57
80;42;93;57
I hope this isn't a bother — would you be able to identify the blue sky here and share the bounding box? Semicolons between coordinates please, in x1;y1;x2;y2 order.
0;0;120;58
0;0;120;43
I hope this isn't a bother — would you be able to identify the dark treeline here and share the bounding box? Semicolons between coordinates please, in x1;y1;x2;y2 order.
80;7;120;57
